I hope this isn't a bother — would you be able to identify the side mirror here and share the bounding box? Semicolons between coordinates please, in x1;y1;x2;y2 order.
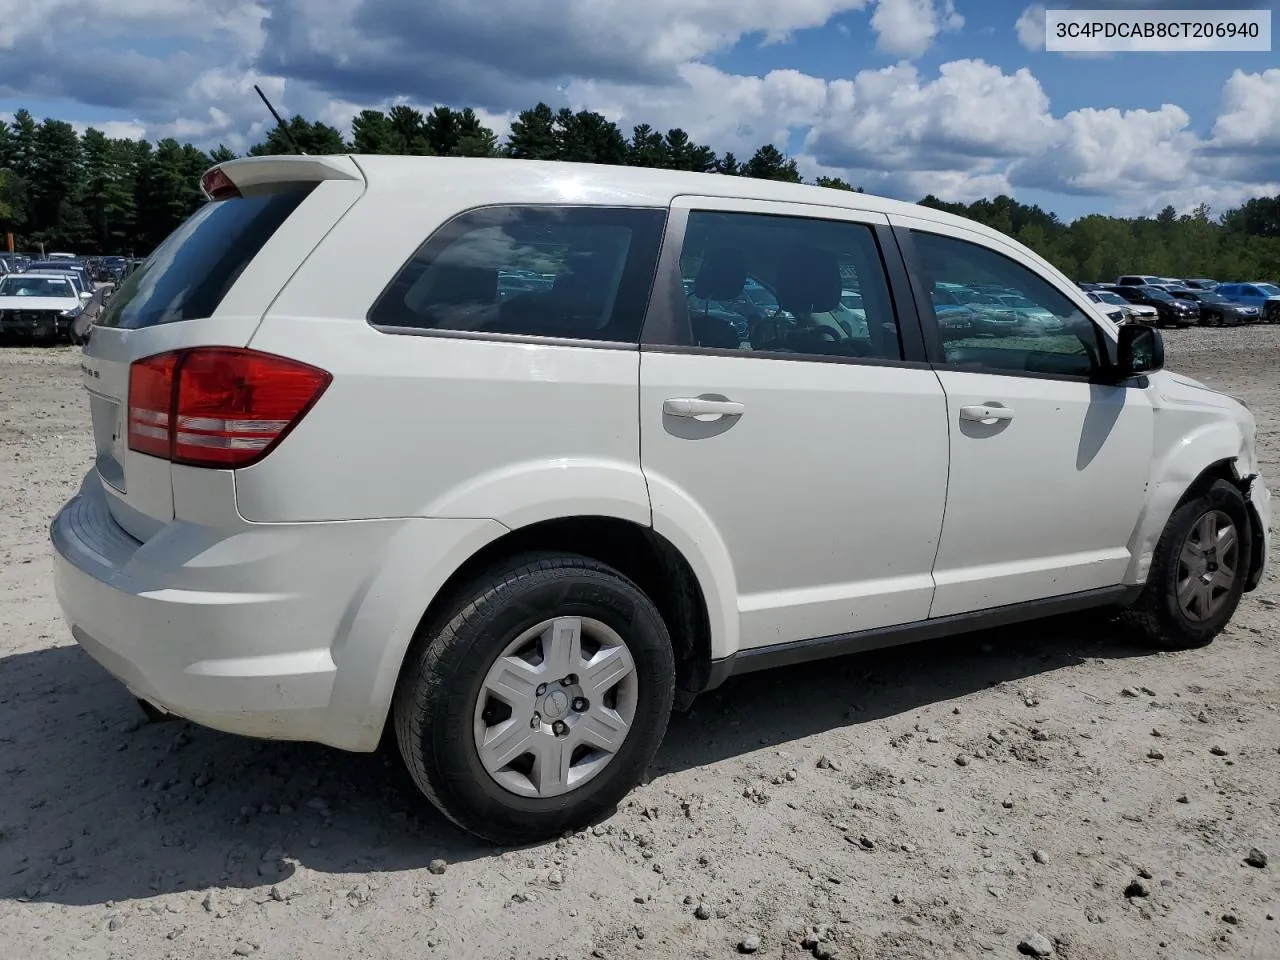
1117;323;1163;377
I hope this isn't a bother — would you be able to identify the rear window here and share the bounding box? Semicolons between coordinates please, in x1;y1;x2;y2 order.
96;183;316;330
368;205;667;343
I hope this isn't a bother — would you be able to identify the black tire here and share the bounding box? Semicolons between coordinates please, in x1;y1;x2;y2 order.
1122;480;1252;650
393;552;675;843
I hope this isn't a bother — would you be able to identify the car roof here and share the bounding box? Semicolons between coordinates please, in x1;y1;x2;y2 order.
223;153;1042;259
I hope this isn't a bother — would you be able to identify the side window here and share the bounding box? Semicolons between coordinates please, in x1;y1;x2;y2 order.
667;210;904;361
369;205;667;343
911;230;1105;379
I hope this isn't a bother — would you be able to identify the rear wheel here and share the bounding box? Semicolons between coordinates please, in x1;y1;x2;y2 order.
393;553;675;843
1122;480;1252;650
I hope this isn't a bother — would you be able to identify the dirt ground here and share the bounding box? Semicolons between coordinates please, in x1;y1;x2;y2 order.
0;329;1277;960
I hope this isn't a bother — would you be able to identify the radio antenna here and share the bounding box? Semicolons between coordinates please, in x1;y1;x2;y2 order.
254;84;305;155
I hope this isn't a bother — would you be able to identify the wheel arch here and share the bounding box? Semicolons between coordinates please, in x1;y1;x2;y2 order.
1126;428;1260;588
378;515;730;744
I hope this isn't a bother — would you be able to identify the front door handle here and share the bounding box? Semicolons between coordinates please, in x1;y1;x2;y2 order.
959;403;1014;423
663;397;745;418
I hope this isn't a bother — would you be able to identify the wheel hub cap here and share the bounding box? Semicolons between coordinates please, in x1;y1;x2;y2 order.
540;687;571;721
473;616;639;799
1176;509;1239;623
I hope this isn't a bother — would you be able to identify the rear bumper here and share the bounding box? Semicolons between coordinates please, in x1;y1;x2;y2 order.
51;471;503;751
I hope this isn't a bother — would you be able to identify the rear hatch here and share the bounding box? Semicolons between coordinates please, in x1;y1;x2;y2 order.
81;155;366;541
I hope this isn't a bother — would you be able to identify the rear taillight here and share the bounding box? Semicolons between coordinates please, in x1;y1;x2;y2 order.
127;347;331;468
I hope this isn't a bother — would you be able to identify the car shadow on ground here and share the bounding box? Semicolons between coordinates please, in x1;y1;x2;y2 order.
0;611;1151;908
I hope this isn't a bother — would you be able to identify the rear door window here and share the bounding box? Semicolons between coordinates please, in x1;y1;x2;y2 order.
368;205;667;344
96;183;317;330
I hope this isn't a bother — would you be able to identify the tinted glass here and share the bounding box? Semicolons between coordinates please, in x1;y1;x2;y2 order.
97;184;316;330
670;211;903;361
912;230;1104;378
1143;288;1174;301
369;205;666;343
1257;284;1280;296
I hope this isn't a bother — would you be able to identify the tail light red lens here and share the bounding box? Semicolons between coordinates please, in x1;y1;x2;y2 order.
127;347;331;468
201;167;241;200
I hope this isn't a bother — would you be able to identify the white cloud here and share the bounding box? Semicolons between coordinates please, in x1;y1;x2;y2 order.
1015;4;1045;50
67;118;149;140
566;63;832;156
1116;179;1280;218
1010;104;1198;195
1210;68;1280;152
806;59;1057;171
871;0;964;58
0;0;266;47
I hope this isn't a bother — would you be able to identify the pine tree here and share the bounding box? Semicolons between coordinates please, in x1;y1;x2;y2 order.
506;103;558;160
742;144;801;183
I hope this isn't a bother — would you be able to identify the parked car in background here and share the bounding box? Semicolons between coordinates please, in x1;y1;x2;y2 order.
1102;284;1198;328
1168;289;1258;326
1090;289;1157;326
27;260;96;294
0;254;31;274
0;272;90;342
1217;282;1280;323
48;155;1272;844
1086;290;1129;325
929;288;979;338
993;293;1064;334
1181;278;1218;290
1116;275;1167;287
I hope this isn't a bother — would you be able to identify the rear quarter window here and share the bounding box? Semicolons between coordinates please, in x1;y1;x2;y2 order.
368;205;667;344
96;183;317;330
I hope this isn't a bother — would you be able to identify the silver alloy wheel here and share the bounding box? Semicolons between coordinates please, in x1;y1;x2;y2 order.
1176;509;1239;622
472;616;639;799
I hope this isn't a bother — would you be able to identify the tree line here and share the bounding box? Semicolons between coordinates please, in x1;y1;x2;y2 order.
1;102;1277;281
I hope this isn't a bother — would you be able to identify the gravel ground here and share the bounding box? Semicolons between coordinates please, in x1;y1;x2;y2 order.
1;329;1277;960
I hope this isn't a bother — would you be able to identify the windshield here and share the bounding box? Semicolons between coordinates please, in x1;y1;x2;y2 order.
1143;287;1174;302
0;276;74;297
1196;292;1229;304
1257;283;1280;297
1095;292;1127;305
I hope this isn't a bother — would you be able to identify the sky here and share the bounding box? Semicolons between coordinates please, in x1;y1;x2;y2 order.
1;0;1278;221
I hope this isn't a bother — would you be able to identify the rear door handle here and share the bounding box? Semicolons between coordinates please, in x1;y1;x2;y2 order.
959;404;1014;423
663;398;745;418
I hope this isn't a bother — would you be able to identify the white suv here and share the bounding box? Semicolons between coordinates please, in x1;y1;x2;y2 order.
51;156;1271;843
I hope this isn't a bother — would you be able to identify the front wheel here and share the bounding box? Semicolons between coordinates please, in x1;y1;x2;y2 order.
393;553;675;843
1122;480;1252;650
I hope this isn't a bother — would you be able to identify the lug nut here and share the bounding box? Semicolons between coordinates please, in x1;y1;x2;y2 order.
552;721;568;737
572;697;588;712
564;674;578;686
530;712;541;729
536;683;548;696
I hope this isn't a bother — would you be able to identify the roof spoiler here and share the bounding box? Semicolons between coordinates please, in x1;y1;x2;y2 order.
201;155;364;200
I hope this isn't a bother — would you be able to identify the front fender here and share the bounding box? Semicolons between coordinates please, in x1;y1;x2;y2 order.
1124;418;1248;584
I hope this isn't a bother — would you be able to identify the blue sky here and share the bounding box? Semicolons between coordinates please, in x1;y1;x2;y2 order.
2;0;1278;221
